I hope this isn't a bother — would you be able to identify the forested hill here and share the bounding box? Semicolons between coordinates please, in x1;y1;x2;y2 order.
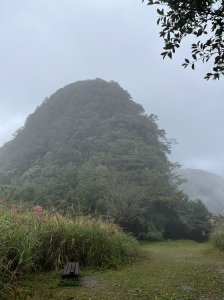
0;79;210;241
0;79;167;182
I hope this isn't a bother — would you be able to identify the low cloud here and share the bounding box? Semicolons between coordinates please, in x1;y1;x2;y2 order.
183;158;224;177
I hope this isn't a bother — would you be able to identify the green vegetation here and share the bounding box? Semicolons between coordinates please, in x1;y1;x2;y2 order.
0;79;211;241
12;241;224;299
211;218;224;250
0;79;222;299
0;205;138;298
143;0;224;79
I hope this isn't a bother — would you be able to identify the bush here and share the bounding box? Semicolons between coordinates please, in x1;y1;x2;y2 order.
0;204;138;298
210;219;224;250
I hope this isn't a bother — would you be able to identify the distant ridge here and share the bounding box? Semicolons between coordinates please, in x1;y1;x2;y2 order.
179;168;224;215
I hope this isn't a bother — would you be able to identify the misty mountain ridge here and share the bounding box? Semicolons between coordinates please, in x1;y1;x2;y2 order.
179;168;224;215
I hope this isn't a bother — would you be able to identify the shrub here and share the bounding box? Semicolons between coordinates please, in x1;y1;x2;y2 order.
210;219;224;250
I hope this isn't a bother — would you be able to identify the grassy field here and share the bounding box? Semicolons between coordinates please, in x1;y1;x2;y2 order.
13;240;224;300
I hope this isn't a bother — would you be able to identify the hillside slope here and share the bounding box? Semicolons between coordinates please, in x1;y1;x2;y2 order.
0;79;171;197
0;79;210;240
179;168;224;215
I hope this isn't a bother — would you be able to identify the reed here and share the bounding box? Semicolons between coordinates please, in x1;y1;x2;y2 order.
0;204;138;297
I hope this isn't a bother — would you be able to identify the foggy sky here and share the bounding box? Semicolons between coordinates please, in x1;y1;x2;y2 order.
1;0;224;176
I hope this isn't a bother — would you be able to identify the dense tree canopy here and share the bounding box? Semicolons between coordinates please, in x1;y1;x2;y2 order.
0;79;211;241
143;0;224;79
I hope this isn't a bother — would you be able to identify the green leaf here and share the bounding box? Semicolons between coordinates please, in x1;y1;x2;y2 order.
157;8;164;15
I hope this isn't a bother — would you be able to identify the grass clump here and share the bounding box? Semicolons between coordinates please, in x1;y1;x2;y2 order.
0;204;138;298
210;219;224;250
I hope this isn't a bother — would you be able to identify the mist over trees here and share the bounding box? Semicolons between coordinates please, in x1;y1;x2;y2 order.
179;168;224;215
0;79;210;241
143;0;224;79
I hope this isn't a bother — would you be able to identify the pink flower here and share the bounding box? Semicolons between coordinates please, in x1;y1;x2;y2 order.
11;204;17;213
34;205;43;220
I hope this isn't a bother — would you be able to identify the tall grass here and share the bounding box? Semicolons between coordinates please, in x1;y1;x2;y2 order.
210;219;224;250
0;204;138;297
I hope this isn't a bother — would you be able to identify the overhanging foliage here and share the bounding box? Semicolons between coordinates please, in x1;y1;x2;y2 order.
143;0;224;79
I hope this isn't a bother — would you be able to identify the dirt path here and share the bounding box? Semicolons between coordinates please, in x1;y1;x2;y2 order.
15;241;224;299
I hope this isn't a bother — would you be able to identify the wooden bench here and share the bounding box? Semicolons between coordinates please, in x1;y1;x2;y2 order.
62;262;79;279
